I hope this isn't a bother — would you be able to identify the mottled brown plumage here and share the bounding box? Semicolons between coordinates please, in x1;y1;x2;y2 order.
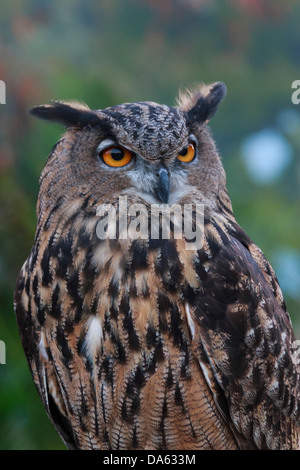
14;83;300;449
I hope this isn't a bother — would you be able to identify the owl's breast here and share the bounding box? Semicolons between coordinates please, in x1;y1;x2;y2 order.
17;209;237;449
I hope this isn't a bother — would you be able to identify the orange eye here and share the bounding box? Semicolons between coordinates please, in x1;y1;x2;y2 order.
101;146;133;167
177;143;196;163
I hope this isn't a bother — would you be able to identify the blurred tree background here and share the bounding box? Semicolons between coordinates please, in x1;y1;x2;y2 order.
0;0;300;450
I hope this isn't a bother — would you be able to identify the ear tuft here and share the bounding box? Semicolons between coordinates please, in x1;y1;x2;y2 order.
29;100;101;128
178;82;227;125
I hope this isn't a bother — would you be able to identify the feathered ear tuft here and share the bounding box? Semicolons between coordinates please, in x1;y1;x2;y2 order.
29;100;102;128
177;82;227;125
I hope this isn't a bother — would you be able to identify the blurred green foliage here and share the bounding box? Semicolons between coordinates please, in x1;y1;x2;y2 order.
0;0;299;450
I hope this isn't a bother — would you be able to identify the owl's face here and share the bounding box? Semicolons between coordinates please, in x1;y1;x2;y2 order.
95;101;197;205
32;82;227;212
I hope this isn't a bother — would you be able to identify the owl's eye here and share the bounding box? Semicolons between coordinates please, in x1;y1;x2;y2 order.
177;143;196;163
101;146;133;167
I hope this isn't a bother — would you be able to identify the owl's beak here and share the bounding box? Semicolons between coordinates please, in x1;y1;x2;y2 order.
154;167;170;204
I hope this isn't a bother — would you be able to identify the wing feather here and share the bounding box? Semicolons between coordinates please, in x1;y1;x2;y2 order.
187;219;300;449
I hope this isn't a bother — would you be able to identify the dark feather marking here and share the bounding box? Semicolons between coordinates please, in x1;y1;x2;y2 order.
64;317;75;334
24;276;30;296
131;394;141;415
30;102;102;128
129;276;138;298
82;250;96;281
100;355;114;385
169;302;184;346
29;244;39;271
146;324;157;348
182;282;199;305
134;364;146;388
56;327;73;364
166;365;174;389
47;393;77;450
123;311;140;351
54;238;73;279
154;336;165;363
41;247;52;286
112;333;126;363
132;425;138;449
174;382;185;411
79;378;89;417
49;284;61;318
67;272;83;309
187;82;227;124
157;290;172;313
108;277;119;302
90;293;100;316
32;275;46;325
130;240;148;270
157;291;170;333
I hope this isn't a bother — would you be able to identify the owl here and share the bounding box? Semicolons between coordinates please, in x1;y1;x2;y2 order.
14;82;300;450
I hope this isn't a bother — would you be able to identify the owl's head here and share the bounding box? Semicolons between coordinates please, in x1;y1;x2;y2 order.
31;82;227;212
